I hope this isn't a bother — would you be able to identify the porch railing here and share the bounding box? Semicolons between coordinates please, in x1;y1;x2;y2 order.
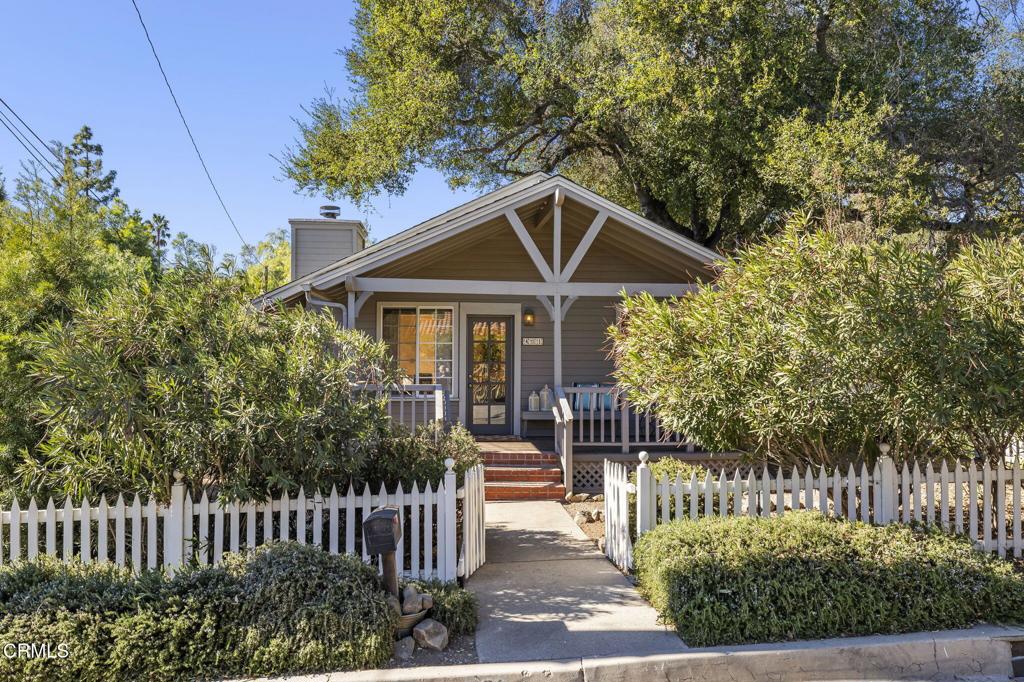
552;384;698;495
358;383;450;434
552;387;574;494
560;385;694;453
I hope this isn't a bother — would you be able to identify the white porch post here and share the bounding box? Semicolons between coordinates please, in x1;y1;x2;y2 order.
553;294;562;388
346;289;356;329
553;189;564;390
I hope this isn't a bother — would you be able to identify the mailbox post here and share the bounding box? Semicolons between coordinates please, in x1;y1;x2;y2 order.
363;506;402;598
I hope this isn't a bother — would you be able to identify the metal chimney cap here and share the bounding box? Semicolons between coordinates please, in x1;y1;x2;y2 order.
319;205;341;219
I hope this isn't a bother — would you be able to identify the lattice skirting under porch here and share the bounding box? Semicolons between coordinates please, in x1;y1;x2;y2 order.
572;453;744;492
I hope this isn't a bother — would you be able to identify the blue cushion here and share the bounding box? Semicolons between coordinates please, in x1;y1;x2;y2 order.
572;383;615;412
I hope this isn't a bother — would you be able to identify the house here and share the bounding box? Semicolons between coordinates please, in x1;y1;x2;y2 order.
260;173;725;496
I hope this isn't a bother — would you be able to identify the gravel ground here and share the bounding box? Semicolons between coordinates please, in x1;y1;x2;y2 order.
562;499;606;543
385;633;478;668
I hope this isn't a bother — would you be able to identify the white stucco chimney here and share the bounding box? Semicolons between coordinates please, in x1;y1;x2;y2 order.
289;207;367;279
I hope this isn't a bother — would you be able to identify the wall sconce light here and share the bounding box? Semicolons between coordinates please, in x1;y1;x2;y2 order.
523;308;536;326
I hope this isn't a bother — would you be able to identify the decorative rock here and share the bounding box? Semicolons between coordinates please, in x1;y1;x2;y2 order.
420;594;434;610
412;618;449;652
592;510;603;522
402;594;424;615
574;510;592;525
592;494;604;502
386;594;402;617
567;492;591;503
597;537;606;552
394;636;416;660
402;584;419;603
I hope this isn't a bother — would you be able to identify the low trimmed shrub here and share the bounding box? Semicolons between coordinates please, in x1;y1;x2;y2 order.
0;543;397;681
405;578;478;636
634;512;1024;647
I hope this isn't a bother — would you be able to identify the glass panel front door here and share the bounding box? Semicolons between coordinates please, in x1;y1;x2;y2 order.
467;316;513;435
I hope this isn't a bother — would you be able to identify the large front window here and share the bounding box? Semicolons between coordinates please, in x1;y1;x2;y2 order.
381;307;454;395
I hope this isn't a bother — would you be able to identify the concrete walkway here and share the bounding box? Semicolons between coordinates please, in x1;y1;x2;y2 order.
466;500;687;664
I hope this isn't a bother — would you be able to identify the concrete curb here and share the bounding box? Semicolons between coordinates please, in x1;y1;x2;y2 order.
251;625;1024;682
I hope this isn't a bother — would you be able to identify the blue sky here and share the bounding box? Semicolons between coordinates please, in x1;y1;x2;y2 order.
0;0;478;256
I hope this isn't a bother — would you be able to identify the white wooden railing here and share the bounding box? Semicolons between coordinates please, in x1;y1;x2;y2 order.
605;450;1024;571
359;383;450;433
559;385;693;453
0;460;486;581
552;386;574;494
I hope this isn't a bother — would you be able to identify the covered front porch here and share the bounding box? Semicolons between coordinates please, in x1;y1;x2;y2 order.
264;174;725;495
379;382;726;497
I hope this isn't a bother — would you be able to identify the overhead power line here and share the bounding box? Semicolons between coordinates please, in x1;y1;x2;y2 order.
0;95;61;167
129;0;249;248
0;107;59;182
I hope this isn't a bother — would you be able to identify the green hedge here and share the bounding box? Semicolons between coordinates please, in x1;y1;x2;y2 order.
0;543;397;681
634;512;1024;647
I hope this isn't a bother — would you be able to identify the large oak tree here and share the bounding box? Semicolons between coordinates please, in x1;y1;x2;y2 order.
284;0;1022;249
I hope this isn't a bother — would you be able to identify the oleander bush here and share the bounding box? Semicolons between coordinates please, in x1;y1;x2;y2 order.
634;512;1024;647
611;228;1024;469
405;578;479;636
22;266;400;503
0;542;397;681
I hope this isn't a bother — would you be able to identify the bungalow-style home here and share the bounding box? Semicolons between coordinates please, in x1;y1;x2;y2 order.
260;173;724;497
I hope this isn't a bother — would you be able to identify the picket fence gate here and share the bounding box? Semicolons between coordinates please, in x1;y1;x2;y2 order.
0;460;486;582
605;450;1024;571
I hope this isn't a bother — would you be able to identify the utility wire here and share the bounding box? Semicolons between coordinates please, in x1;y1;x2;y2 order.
0;95;61;168
0;109;59;182
129;0;249;248
0;96;106;206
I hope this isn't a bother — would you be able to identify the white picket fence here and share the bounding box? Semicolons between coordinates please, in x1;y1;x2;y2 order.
605;451;1024;571
0;460;486;582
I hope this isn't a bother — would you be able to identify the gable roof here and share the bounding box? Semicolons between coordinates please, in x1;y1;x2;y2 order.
260;173;721;304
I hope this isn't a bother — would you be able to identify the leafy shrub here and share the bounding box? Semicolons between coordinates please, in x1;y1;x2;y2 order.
629;458;704;487
611;227;1024;468
364;422;481;488
634;512;1024;647
405;578;478;636
23;267;399;502
0;543;397;681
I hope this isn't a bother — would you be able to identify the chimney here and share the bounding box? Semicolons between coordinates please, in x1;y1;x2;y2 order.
289;209;367;280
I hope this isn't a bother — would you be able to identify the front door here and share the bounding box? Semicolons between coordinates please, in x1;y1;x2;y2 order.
467;316;513;435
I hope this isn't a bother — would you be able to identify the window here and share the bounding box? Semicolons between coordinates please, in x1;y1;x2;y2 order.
381;306;454;395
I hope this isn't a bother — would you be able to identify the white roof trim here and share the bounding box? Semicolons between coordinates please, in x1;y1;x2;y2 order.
261;173;720;303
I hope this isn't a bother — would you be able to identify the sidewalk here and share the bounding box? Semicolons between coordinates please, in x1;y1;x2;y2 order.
467;500;687;664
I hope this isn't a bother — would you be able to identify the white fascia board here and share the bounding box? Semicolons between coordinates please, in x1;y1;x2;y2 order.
354;277;697;297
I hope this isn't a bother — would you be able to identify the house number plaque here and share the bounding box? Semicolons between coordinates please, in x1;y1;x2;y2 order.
522;337;544;346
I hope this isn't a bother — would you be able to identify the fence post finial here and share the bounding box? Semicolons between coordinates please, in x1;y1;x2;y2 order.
444;457;455;473
165;471;186;573
636;451;654;537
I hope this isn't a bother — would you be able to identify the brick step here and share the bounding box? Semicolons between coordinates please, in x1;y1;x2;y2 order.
481;451;559;466
485;481;566;501
484;465;563;483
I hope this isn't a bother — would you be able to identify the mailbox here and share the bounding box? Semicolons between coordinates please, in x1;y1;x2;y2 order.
363;506;402;555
